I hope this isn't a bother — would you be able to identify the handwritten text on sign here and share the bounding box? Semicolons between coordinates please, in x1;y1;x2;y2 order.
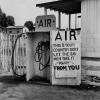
51;30;81;78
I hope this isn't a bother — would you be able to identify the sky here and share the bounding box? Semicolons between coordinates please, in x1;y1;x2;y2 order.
0;0;79;28
0;0;58;25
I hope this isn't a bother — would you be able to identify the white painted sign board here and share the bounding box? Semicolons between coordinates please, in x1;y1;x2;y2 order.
35;15;56;32
51;30;81;85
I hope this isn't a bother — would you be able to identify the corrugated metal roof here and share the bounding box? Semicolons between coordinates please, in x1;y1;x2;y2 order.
36;0;81;14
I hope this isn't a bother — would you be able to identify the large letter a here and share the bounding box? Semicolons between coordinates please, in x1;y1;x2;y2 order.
55;31;62;41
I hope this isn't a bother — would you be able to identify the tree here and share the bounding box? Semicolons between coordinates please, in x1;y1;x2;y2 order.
0;13;7;27
24;21;35;31
6;16;15;26
0;7;15;27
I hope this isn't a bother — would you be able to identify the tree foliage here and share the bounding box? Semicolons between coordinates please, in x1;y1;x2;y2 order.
6;16;15;26
0;13;7;27
0;7;15;27
24;21;35;31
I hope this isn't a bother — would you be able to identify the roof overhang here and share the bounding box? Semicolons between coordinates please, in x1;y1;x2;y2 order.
36;0;81;14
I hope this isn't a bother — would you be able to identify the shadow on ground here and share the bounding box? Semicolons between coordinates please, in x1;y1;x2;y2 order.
0;75;100;92
0;75;26;84
0;75;50;86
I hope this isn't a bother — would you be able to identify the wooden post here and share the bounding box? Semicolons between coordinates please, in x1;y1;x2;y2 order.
58;11;61;29
75;14;77;29
69;14;71;30
44;8;47;15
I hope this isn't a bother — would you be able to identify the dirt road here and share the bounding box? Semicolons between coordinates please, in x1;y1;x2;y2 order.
0;75;100;100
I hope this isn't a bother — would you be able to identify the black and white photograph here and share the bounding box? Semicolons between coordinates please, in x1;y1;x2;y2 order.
0;0;99;100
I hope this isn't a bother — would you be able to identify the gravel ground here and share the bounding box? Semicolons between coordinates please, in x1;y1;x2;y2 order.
0;75;100;100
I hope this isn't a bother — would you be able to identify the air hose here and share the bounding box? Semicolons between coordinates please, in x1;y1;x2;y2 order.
34;41;50;71
11;33;26;77
12;33;50;76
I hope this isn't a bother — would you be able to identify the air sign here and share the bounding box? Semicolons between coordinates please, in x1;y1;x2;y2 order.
51;30;81;78
35;15;56;31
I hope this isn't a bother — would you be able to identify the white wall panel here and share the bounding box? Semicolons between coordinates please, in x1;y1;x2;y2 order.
81;0;100;86
81;0;100;57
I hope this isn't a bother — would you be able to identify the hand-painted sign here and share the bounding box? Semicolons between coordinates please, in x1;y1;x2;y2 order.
35;15;56;31
51;30;81;78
